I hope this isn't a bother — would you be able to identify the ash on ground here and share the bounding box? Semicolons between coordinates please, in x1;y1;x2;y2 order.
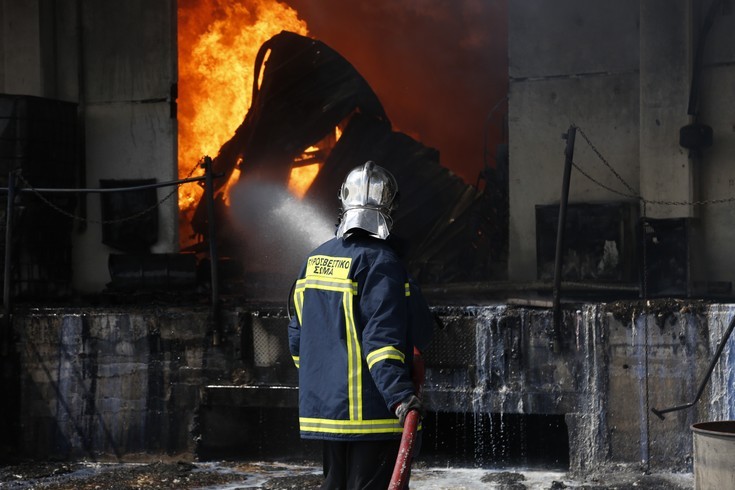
0;460;693;489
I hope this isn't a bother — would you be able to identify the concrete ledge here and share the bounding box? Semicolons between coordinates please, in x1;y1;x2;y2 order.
203;385;298;408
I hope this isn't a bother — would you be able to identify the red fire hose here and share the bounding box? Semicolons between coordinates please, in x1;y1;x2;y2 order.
388;409;420;490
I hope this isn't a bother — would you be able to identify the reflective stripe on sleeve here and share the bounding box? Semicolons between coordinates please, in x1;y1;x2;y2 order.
366;345;405;370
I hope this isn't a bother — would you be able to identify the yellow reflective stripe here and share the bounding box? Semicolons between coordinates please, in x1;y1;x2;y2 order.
300;276;357;293
293;277;357;320
343;289;362;421
295;268;362;422
294;280;305;324
295;292;304;324
296;276;357;290
300;417;403;434
292;355;299;368
366;346;405;370
294;278;357;296
405;282;410;296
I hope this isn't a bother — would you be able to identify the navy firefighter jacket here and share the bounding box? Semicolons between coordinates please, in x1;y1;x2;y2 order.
287;233;433;441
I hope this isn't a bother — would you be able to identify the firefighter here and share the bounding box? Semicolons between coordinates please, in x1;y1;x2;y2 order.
288;161;434;489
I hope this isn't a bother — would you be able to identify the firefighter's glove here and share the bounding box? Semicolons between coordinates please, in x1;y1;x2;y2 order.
395;395;423;427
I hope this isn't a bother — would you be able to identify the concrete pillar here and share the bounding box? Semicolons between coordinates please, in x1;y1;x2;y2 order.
0;0;79;99
0;2;4;89
1;0;43;95
72;0;178;293
0;0;49;96
639;0;695;218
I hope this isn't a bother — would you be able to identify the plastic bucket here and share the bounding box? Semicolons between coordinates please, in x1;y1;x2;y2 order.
691;421;735;489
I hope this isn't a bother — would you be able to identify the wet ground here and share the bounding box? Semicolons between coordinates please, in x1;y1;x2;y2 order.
0;460;694;489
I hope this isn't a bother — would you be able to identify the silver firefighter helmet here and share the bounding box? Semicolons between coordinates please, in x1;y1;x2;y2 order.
336;161;398;240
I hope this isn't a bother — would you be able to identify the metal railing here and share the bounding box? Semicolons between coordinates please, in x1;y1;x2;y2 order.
552;122;735;346
0;156;224;354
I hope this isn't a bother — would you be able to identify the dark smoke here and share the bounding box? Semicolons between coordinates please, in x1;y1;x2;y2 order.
281;0;508;184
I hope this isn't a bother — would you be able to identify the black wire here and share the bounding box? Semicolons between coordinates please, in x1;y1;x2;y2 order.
0;174;213;194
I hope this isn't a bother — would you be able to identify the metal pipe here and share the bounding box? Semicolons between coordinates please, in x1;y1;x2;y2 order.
2;171;16;356
651;313;735;420
552;125;577;351
203;157;221;346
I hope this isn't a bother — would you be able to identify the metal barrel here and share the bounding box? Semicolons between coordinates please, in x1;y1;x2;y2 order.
691;421;735;489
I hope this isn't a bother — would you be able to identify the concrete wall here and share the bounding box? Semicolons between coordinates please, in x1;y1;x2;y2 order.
16;307;225;459
11;303;735;474
0;1;45;96
508;0;642;281
508;1;735;287
76;0;179;292
0;0;178;293
696;6;735;287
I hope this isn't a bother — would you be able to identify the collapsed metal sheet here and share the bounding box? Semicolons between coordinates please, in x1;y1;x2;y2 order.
193;31;502;284
191;30;387;220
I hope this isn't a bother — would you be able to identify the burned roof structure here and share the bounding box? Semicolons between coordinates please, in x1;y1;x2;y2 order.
192;31;506;286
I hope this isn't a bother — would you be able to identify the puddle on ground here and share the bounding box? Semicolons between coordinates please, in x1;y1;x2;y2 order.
0;460;694;489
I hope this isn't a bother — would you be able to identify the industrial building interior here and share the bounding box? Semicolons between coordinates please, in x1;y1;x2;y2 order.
1;0;735;488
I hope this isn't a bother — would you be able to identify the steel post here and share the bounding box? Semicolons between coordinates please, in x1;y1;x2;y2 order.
203;157;221;346
552;126;577;351
2;172;16;356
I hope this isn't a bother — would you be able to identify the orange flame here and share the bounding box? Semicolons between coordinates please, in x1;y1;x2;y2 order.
289;162;322;199
286;125;343;198
177;0;308;245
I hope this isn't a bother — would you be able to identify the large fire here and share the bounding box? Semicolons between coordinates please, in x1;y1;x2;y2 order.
177;0;309;246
